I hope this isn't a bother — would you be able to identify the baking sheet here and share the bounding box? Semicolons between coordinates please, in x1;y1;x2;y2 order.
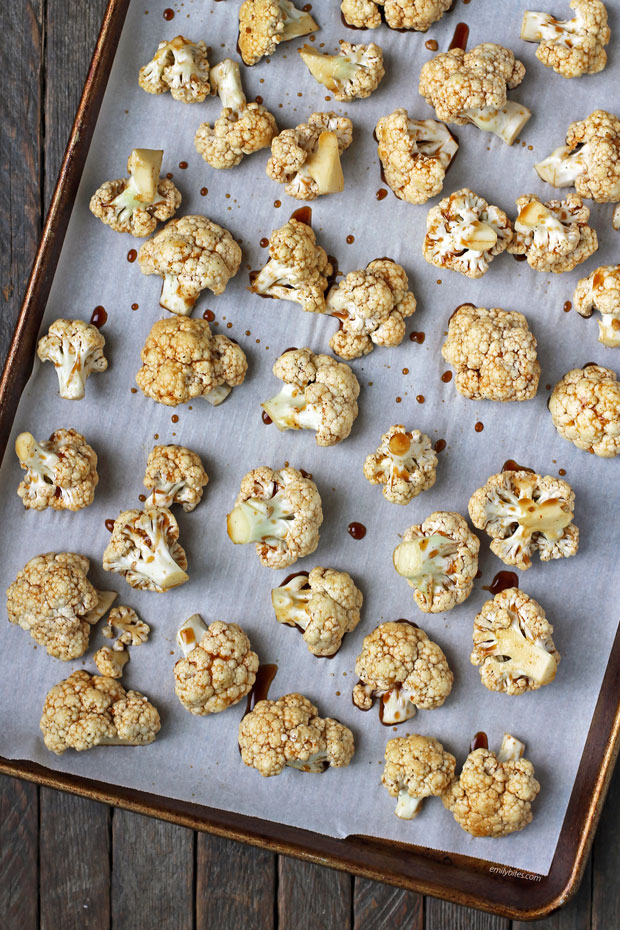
1;0;619;876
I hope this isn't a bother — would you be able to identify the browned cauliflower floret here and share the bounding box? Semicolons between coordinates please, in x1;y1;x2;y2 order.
382;734;456;819
298;42;384;101
6;552;115;660
535;110;620;203
573;265;620;347
441;304;540;402
508;194;598;273
102;605;150;646
341;0;452;31
251;216;332;313
419;43;531;145
469;470;579;569
238;692;354;777
238;0;318;66
326;258;417;359
138;36;211;102
89;149;181;238
174;615;259;715
136;317;248;408
521;1;609;78
37;318;107;400
549;365;620;457
103;508;188;593
266;112;353;201
40;669;160;755
375;111;459;205
363;425;437;505
15;429;98;512
271;566;363;656
423;189;513;279
227;466;323;569
352;621;453;724
138;215;242;316
94;645;129;679
393;512;480;612
143;444;209;511
194;59;277;170
261;348;360;446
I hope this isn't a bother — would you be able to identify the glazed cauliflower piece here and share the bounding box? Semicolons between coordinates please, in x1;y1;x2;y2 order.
261;348;360;446
174;615;259;715
227;466;323;569
103;508;189;592
251;216;332;313
102;606;150;646
266;112;353;200
138;36;211;102
423;189;513;279
393;512;480;613
363;425;437;505
325;259;417;360
549;365;620;456
271;566;363;657
40;670;160;755
352;621;453;724
143;444;209;512
15;429;98;512
382;734;456;820
238;0;318;67
37;319;107;400
573;265;620;347
375;111;459;205
419;43;531;145
535;110;620;203
521;0;609;78
469;470;579;569
298;41;384;101
442;732;540;837
508;194;598;273
238;693;354;777
136;317;248;408
6;552;116;660
341;0;452;30
89;149;181;238
441;304;540;402
94;645;129;679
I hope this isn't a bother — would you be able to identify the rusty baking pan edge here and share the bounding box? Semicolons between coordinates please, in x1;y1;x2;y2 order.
1;0;619;918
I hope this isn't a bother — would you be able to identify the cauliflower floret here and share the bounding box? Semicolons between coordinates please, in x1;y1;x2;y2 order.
238;0;318;66
352;621;453;724
298;42;384;101
227;466;323;569
573;265;620;347
37;319;107;400
325;258;417;360
375;111;459;205
102;606;150;646
15;429;98;512
535;110;620;203
102;508;189;593
143;444;209;511
94;645;129;679
251;216;332;313
423;188;513;279
271;566;363;657
238;692;354;777
6;552;116;660
138;215;242;316
441;304;540;402
549;365;620;457
508;194;598;273
392;512;480;612
363;425;437;505
266;112;353;201
136;317;248;408
261;348;360;446
382;734;456;819
521;0;609;78
419;43;531;145
40;669;160;755
138;36;211;102
468;470;579;569
194;59;277;170
341;0;452;30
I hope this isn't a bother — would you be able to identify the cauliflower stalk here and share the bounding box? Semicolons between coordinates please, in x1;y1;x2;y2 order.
103;508;188;592
382;734;456;820
341;0;453;31
15;429;98;512
520;0;609;78
37;318;107;400
238;0;318;66
549;365;620;457
139;36;211;103
252;216;332;313
298;42;384;102
574;265;620;347
508;194;598;273
375;111;459;205
535;110;620;203
266;113;353;200
143;444;209;511
363;426;437;505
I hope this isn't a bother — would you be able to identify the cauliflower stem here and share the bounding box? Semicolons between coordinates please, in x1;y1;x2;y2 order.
108;149;166;224
465;101;532;146
393;535;459;600
227;495;294;545
262;383;322;433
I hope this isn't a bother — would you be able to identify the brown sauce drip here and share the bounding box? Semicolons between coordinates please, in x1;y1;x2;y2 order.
200;187;208;196
346;235;355;244
281;570;310;587
203;309;215;321
178;161;188;169
416;394;425;404
409;331;425;344
501;459;535;473
274;200;281;208
376;188;388;201
470;731;488;752
300;468;313;479
425;39;439;51
563;301;572;313
166;172;173;180
255;95;263;104
434;438;447;453
283;346;298;354
171;414;179;423
259;237;269;248
105;518;115;532
513;253;527;262
131;303;139;311
90;306;107;328
138;494;146;503
244;664;278;716
441;371;453;383
261;411;272;425
347;521;366;540
448;22;469;51
559;468;566;476
163;8;174;20
127;248;137;263
482;570;519;596
475;422;484;433
290;206;312;226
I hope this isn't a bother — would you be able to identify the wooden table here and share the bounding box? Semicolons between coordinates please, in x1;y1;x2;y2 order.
2;3;619;927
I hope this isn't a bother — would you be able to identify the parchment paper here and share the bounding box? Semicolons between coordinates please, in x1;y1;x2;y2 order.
1;0;619;876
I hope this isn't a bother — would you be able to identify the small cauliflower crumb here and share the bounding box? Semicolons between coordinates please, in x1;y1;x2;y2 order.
103;606;150;646
521;0;609;78
102;508;189;592
363;425;437;505
549;365;620;457
341;0;452;31
267;112;353;200
508;194;598;273
238;0;318;67
37;319;107;400
535;110;620;203
252;217;332;313
382;734;456;820
573;265;620;347
143;444;209;511
94;645;129;679
298;41;384;101
139;36;211;102
375;111;459;205
15;429;98;512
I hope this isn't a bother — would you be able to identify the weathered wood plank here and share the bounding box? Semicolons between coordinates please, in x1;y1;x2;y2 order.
278;857;352;930
353;877;423;930
425;898;509;930
0;775;38;930
591;763;620;930
513;856;592;930
196;833;275;930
